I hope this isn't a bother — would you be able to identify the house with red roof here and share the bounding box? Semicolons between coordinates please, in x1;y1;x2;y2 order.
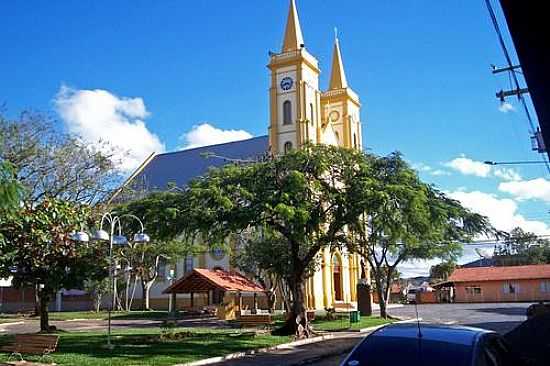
448;264;550;303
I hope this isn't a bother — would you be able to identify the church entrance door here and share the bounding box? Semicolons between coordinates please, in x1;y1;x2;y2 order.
332;255;343;301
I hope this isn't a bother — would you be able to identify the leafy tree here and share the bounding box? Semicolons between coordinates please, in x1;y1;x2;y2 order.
232;228;297;312
0;160;23;212
116;192;204;310
180;144;370;337
0;199;108;331
83;278;110;313
348;153;493;318
0;110;120;205
429;261;456;281
495;227;550;265
0;110;121;317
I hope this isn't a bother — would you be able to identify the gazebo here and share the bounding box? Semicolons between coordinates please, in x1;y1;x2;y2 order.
163;268;266;319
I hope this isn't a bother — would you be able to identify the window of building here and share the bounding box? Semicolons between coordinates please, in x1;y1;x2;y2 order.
465;286;482;295
284;141;293;154
502;281;519;294
353;133;358;149
334;131;340;143
540;280;550;293
283;101;292;125
309;103;314;126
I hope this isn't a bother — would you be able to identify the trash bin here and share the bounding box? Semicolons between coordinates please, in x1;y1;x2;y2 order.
350;310;360;323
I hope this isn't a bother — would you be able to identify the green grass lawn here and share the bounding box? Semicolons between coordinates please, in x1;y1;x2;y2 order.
311;314;391;331
0;327;292;366
271;313;391;332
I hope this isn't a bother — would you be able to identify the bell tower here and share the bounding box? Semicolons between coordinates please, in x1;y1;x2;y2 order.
321;36;362;150
268;0;321;155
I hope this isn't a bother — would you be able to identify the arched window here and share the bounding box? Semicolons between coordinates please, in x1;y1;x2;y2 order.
309;103;314;126
284;141;293;154
283;101;292;125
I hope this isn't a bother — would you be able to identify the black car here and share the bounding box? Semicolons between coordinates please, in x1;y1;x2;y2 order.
340;322;524;366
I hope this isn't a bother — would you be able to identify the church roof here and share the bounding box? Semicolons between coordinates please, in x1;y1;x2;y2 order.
329;38;348;90
282;0;304;52
163;268;265;294
130;135;269;191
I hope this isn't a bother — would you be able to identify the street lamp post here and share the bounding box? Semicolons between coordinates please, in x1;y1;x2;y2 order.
91;213;150;349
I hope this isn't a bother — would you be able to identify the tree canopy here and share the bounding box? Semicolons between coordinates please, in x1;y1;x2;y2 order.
178;144;371;336
347;153;493;317
0;199;108;331
0;110;120;205
494;227;550;266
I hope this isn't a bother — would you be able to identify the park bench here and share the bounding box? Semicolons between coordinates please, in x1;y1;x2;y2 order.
0;334;59;362
236;314;273;327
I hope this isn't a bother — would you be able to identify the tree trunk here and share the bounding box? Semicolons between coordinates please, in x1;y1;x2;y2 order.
38;291;51;332
141;280;147;311
144;282;153;310
267;290;276;313
95;294;101;313
33;284;40;316
273;276;310;338
374;275;388;319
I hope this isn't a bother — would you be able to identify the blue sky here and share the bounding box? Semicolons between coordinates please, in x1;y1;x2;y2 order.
1;1;548;276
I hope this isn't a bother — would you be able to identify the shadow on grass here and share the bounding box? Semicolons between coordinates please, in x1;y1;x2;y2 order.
0;328;291;366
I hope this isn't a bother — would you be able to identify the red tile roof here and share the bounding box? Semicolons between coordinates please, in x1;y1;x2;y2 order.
163;268;265;294
449;264;550;283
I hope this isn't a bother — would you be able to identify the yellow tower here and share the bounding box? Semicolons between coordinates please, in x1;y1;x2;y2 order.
321;36;362;150
268;0;321;155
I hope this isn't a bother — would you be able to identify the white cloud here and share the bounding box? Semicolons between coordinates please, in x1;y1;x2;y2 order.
445;155;521;181
411;162;451;177
54;85;165;173
431;169;451;176
445;156;491;177
412;162;433;172
179;123;253;150
498;102;515;113
448;190;550;235
493;168;522;182
499;178;550;203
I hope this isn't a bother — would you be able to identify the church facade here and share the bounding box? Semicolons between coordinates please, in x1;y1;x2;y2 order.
268;0;364;310
121;0;366;311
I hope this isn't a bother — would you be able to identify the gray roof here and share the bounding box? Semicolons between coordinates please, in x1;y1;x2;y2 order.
132;136;269;191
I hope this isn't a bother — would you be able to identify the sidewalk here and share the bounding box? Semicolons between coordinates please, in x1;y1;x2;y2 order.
201;331;367;366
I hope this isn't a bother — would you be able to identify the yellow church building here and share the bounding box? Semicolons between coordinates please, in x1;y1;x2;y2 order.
122;0;366;311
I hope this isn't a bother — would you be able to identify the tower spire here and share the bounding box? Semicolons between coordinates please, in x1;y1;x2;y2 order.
329;35;348;90
282;0;304;52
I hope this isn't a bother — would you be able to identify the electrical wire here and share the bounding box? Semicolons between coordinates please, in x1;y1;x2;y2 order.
485;0;550;175
484;0;536;134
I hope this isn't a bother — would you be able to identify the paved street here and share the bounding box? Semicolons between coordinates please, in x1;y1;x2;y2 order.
0;316;227;335
388;302;529;334
306;303;531;366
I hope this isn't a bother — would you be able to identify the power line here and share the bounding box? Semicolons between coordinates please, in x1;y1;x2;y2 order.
485;0;550;175
484;0;536;134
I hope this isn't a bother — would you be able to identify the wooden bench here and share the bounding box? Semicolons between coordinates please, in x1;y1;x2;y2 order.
0;334;59;362
236;314;272;327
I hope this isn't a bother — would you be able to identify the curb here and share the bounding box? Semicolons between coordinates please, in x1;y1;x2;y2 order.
174;334;336;366
176;325;390;366
0;321;25;329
